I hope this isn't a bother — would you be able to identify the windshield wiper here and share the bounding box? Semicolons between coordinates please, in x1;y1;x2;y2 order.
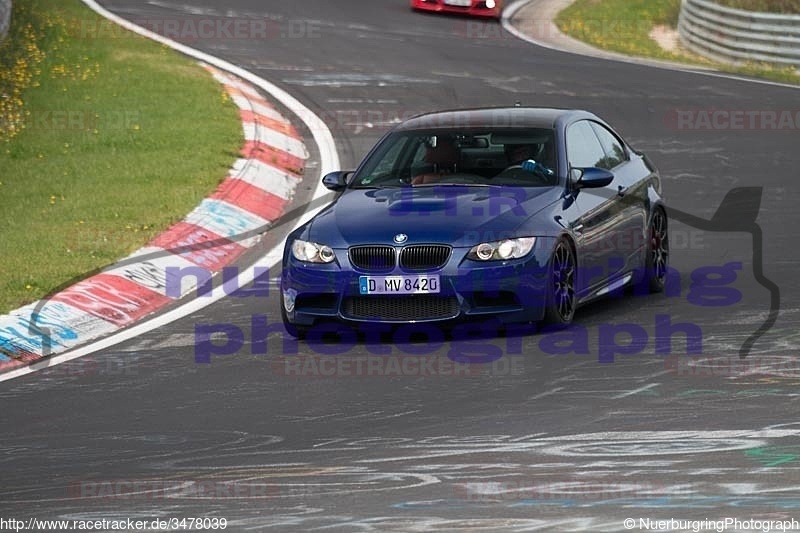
412;182;490;187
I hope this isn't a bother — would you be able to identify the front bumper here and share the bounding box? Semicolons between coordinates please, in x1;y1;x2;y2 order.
281;238;554;328
411;0;502;19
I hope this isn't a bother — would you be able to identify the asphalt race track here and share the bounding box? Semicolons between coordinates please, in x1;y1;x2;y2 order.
2;1;800;530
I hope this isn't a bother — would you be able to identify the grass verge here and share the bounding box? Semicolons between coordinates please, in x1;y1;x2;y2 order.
0;0;242;314
555;0;800;85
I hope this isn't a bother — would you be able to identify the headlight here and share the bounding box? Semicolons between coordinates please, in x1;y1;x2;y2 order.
468;237;535;261
291;239;336;263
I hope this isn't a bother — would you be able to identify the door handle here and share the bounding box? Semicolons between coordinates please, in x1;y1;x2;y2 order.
617;185;627;197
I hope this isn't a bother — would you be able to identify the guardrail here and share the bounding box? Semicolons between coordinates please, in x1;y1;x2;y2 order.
678;0;800;68
0;0;11;42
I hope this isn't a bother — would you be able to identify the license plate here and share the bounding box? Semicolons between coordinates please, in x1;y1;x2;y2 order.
444;0;472;5
359;275;440;295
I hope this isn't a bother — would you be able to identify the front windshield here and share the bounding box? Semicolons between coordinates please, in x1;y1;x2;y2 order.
351;128;558;188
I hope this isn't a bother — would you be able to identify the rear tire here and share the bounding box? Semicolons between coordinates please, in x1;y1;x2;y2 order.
543;238;576;326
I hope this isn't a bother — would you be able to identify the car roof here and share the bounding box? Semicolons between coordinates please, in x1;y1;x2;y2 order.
395;107;596;131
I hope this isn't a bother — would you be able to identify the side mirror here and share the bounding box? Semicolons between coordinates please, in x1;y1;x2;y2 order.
322;171;352;191
576;167;614;188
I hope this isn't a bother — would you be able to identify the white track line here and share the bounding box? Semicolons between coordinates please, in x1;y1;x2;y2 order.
0;1;340;382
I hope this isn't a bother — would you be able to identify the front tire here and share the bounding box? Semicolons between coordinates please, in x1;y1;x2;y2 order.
647;208;669;293
543;238;576;326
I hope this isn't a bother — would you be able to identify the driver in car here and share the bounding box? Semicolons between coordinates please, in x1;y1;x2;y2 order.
505;143;537;167
501;142;555;180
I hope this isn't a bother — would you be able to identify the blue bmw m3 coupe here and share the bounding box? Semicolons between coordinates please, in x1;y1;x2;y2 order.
281;107;668;337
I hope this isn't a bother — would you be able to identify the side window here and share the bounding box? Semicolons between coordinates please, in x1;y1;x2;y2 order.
590;122;627;169
566;121;607;170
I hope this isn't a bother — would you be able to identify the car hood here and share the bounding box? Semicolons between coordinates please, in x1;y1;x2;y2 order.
306;186;561;247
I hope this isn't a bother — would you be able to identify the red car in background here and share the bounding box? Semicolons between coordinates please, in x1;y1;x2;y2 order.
411;0;503;19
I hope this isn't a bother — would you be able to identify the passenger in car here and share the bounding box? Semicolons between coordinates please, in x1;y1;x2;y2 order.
412;138;460;185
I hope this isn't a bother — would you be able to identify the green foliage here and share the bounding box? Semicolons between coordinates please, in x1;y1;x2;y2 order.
0;0;242;313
